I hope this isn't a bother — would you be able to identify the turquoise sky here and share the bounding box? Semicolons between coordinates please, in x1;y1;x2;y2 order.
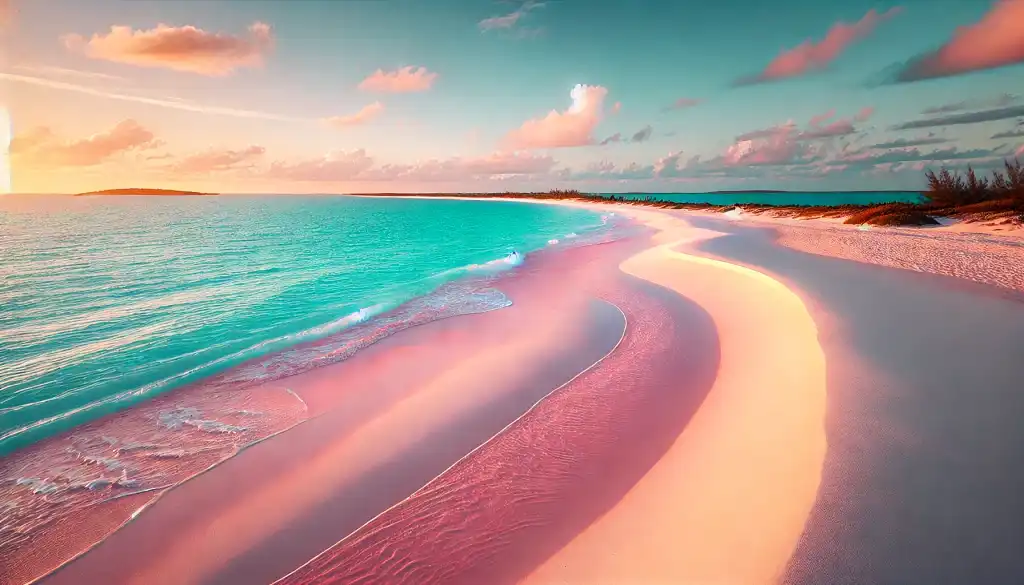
2;0;1023;193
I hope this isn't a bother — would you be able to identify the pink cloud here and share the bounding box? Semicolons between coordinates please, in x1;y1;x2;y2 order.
612;101;622;114
855;106;875;122
723;134;810;166
736;121;797;141
62;22;273;76
322;102;385;128
809;109;836;126
358;66;437;93
9;127;54;154
894;0;1024;82
503;84;609;149
741;8;901;83
172;145;265;173
266;150;376;182
800;119;856;139
352;151;556;182
1016;145;1024;158
12;120;158;167
263;150;555;183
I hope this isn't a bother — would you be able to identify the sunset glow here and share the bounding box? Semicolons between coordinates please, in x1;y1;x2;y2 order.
2;0;1023;194
1;108;10;194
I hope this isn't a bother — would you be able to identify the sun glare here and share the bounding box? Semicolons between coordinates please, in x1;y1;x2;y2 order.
0;107;10;194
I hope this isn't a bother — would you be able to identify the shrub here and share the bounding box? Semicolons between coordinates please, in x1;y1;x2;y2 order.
924;158;1023;207
866;210;940;226
844;203;915;224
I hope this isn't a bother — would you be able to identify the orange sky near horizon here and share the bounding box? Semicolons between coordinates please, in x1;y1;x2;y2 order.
2;0;1023;194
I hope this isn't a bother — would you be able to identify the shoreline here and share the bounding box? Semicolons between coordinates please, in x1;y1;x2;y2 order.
0;214;623;585
272;200;828;584
6;194;1023;584
19;230;646;585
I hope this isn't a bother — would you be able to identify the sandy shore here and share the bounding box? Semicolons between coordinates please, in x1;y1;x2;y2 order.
35;232;648;585
11;194;1024;585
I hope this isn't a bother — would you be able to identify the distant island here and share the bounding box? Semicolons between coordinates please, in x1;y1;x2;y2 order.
75;188;216;197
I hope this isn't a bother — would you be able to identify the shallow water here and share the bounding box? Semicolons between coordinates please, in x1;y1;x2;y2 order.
0;195;626;561
0;195;608;454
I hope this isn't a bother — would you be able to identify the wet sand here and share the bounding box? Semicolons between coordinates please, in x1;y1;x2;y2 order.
13;197;1024;585
274;264;721;585
37;234;650;585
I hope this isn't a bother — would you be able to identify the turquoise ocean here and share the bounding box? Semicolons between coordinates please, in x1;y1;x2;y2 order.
0;195;611;457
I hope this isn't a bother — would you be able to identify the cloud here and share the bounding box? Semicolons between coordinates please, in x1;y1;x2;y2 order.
738;8;901;84
737;121;798;141
9;127;54;154
722;134;820;166
892;105;1024;130
869;134;949;149
367;151;557;182
570;160;656;181
601;125;654;145
923;101;969;115
612;102;622;114
799;119;857;140
809;109;836;127
172;145;265;173
664;97;701;111
921;93;1018;115
992;127;1024;139
855;106;875;122
62;22;273;76
889;0;1024;82
0;72;305;121
358;66;437;93
322;102;385;128
828;145;1003;169
735;109;867;144
1017;145;1024;158
504;84;609;149
265;150;556;183
631;125;653;143
266;150;376;182
12;64;126;81
479;1;544;31
12;120;159;167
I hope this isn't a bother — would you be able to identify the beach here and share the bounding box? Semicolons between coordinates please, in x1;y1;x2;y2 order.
6;196;1024;585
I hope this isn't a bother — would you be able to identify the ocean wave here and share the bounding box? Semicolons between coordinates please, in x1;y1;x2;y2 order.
0;276;520;561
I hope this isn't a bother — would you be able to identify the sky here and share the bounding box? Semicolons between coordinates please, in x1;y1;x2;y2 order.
1;0;1023;194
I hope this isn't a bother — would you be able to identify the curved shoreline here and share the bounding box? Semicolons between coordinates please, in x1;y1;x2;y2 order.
33;236;639;585
273;297;630;583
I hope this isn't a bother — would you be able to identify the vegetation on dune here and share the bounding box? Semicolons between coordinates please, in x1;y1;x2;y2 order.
358;158;1024;229
843;203;917;225
865;210;941;226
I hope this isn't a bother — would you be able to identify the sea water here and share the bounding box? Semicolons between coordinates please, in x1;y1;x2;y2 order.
0;195;619;557
0;195;609;455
